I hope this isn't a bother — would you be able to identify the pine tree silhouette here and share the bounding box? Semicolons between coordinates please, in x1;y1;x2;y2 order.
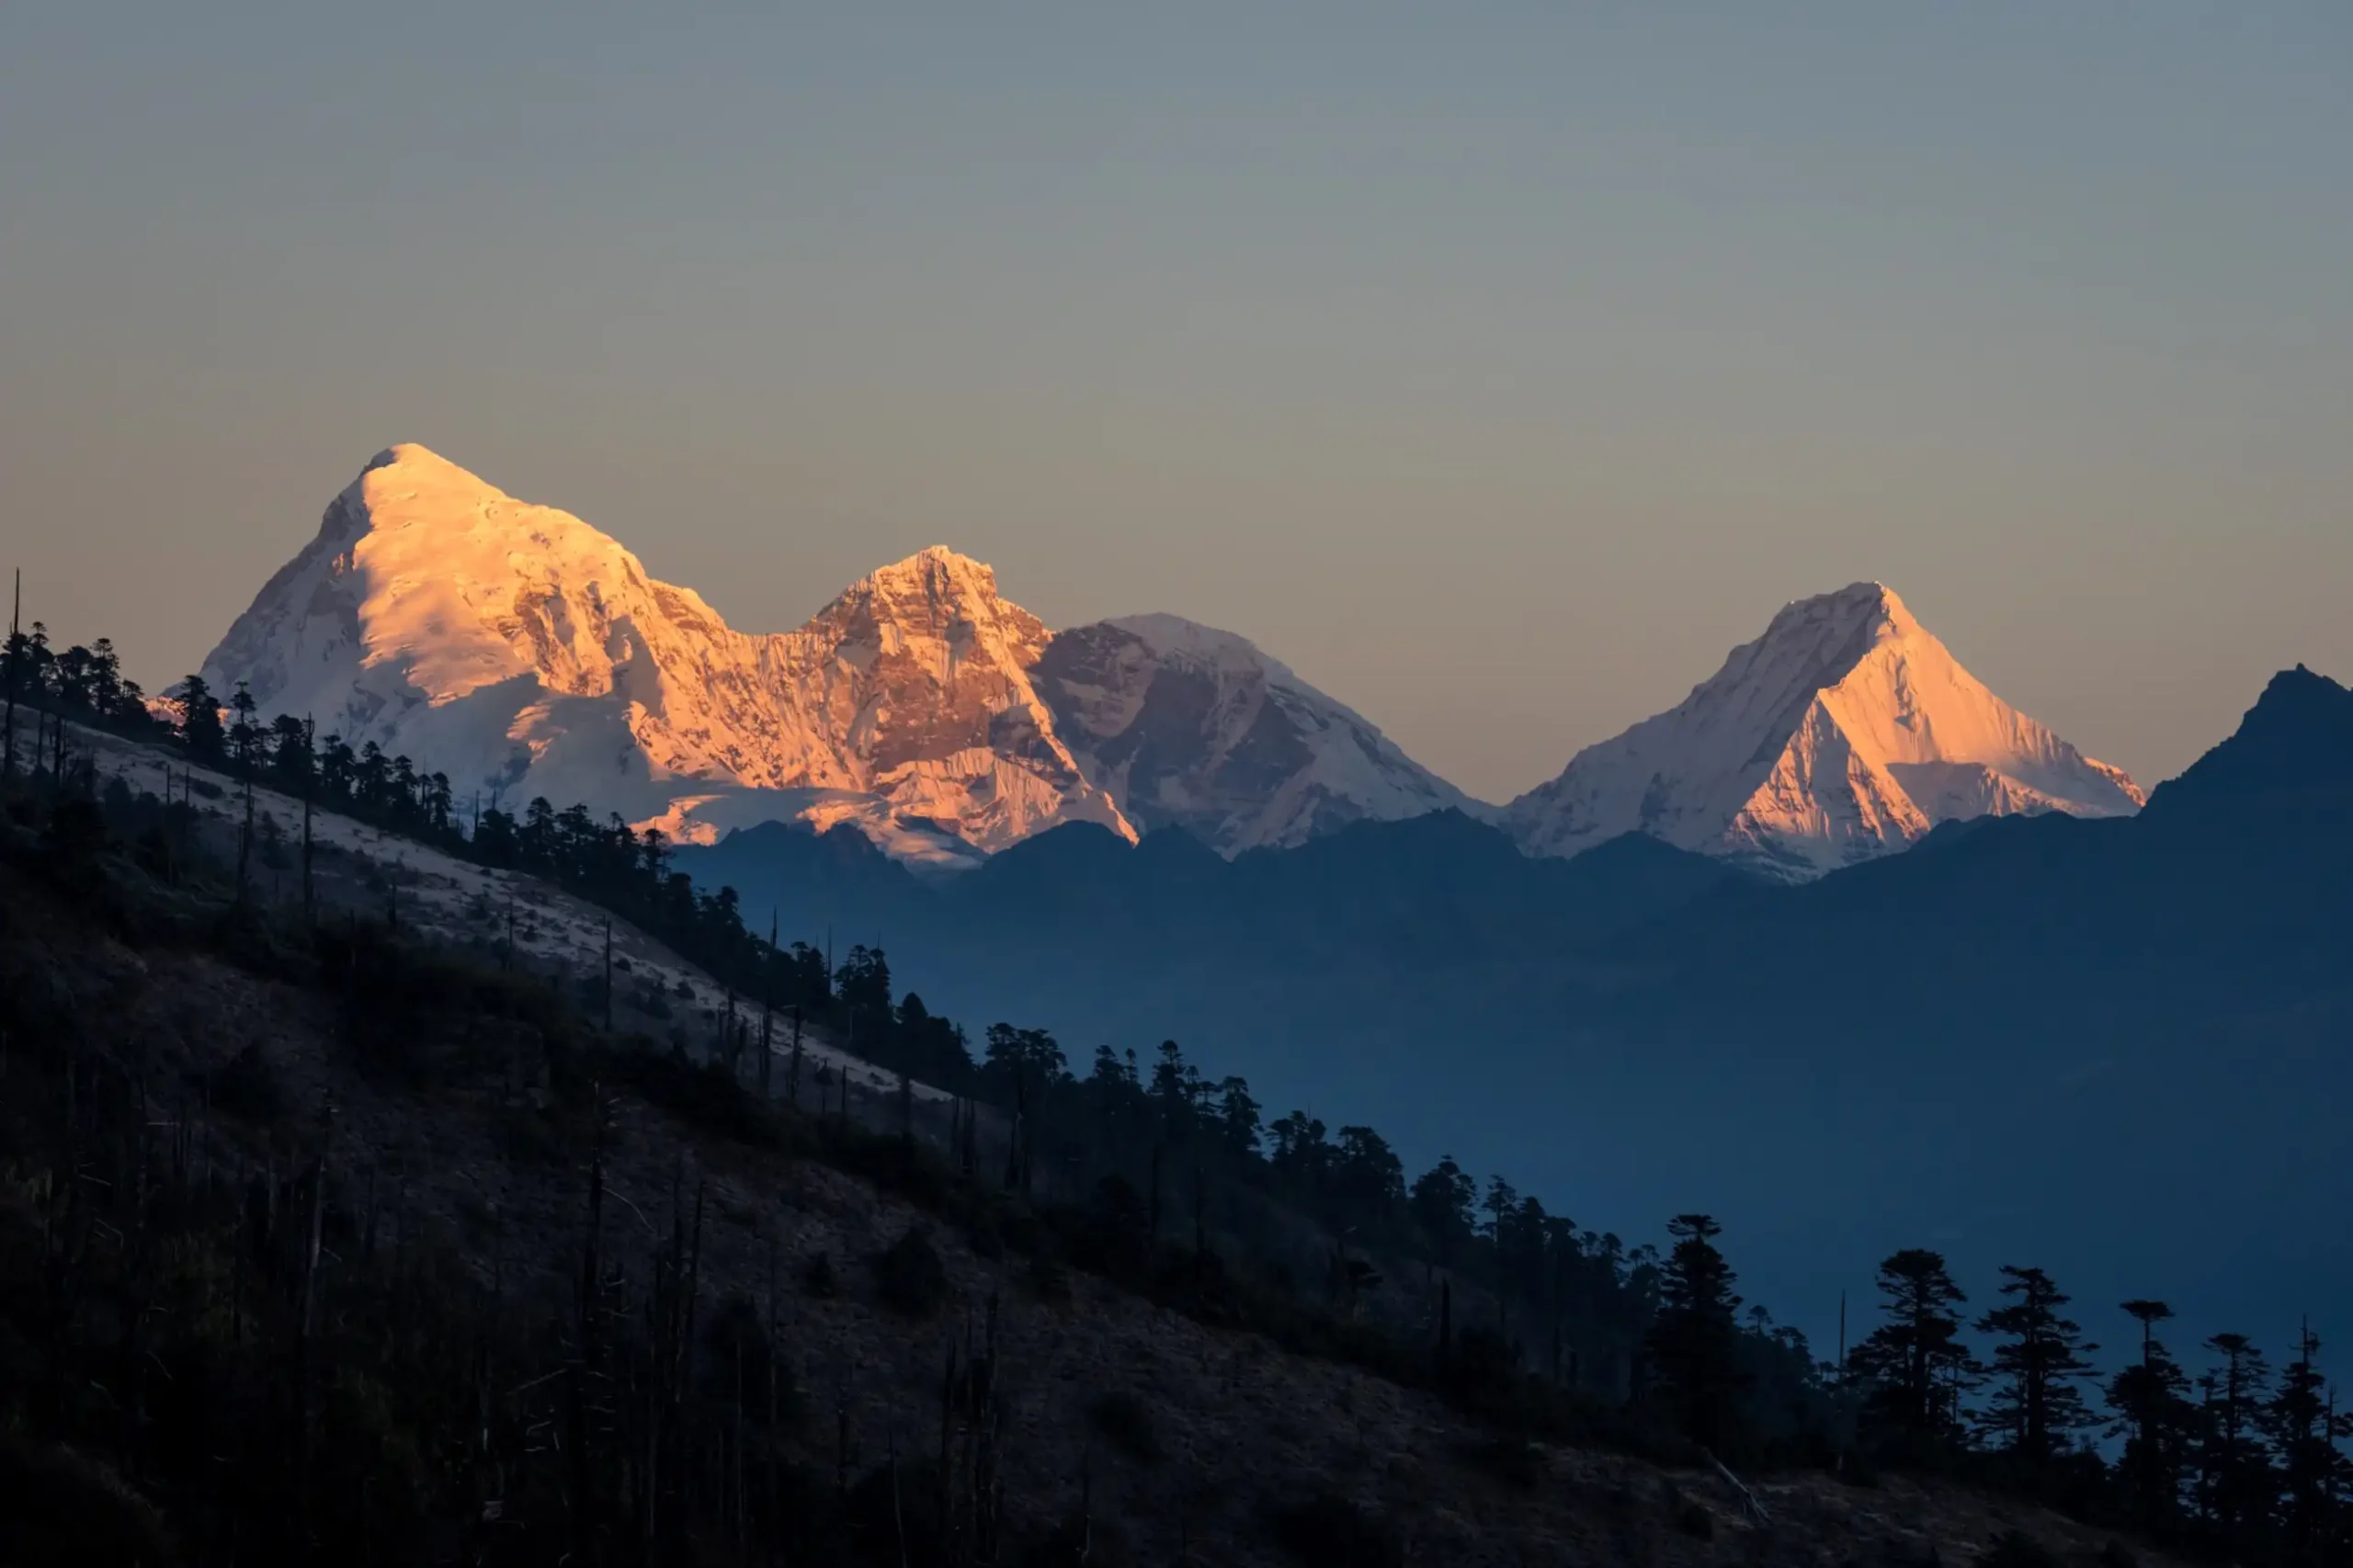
1644;1213;1749;1454
2200;1331;2275;1544
1848;1248;1975;1450
2107;1299;2194;1534
1975;1266;2099;1476
2270;1323;2335;1559
178;672;226;763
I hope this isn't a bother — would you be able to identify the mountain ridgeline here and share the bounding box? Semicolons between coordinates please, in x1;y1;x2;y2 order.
179;442;2336;1375
10;589;2350;1563
198;445;2139;881
197;444;1470;872
678;664;2353;1366
2;672;2253;1567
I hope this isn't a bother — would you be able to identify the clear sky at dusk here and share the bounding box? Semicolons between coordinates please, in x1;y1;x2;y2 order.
4;2;2347;801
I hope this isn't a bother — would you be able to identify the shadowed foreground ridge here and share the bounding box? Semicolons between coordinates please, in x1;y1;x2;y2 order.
0;753;2188;1564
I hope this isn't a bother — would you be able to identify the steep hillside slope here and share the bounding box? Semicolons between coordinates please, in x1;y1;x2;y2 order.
0;781;2175;1567
67;719;920;1101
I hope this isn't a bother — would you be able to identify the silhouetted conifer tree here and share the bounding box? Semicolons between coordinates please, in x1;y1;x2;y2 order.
1848;1249;1974;1449
1644;1213;1749;1454
2269;1324;2336;1559
227;679;262;775
178;672;225;762
2200;1331;2275;1543
1975;1266;2099;1474
2107;1299;2195;1534
1408;1155;1477;1269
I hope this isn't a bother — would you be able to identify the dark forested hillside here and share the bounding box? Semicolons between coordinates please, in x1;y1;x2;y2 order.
3;715;2225;1567
678;666;2353;1392
6;616;2347;1564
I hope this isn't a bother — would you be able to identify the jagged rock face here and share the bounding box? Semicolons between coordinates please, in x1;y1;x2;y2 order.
202;445;1477;869
196;454;2151;878
749;547;1123;858
1036;614;1479;855
1506;582;2145;881
201;446;1130;868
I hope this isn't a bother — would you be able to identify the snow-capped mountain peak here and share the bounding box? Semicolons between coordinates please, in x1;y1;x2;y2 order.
202;447;1131;869
209;452;2141;880
210;443;691;720
1107;612;1292;674
1506;582;2144;880
801;546;1051;678
201;448;1479;869
1033;611;1482;855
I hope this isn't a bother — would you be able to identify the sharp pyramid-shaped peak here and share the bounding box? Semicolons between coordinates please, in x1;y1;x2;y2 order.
855;544;1006;601
1735;580;1923;691
312;442;647;588
209;444;689;722
2143;663;2353;820
1507;581;2143;879
343;442;522;521
1778;578;1900;618
365;440;477;479
902;542;988;571
1776;579;1915;632
1824;578;1900;609
808;545;1048;655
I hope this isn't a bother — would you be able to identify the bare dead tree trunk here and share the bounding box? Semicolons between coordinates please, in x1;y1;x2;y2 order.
788;1005;804;1109
1148;1142;1163;1240
1193;1162;1207;1267
572;1090;607;1562
767;1233;781;1554
236;765;256;904
301;715;315;925
938;1336;958;1559
759;910;777;1102
297;1095;335;1563
734;1339;747;1552
890;1426;908;1568
3;567;17;776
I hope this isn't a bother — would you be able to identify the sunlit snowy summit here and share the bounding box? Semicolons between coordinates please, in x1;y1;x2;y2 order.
1505;582;2143;881
201;445;1466;869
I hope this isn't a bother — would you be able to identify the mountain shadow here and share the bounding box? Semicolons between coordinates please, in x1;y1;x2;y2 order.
680;667;2353;1357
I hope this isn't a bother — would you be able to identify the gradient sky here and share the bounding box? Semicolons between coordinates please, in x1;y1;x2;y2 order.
5;2;2348;801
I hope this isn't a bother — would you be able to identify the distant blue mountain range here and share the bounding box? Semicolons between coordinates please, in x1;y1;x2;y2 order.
678;665;2353;1366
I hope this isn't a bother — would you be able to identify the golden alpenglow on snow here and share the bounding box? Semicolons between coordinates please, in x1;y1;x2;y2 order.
201;446;1472;868
1505;583;2143;881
